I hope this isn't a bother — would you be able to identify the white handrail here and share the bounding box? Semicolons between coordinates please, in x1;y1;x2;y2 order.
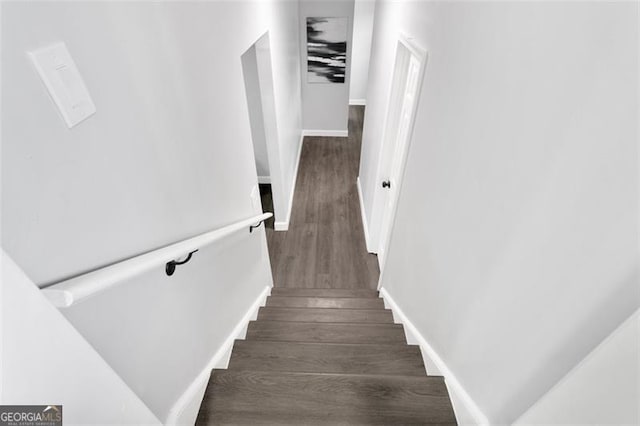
41;212;273;308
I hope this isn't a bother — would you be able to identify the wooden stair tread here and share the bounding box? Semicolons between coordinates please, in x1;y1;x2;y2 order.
270;288;379;298
196;370;456;425
257;306;394;323
246;321;406;344
229;340;426;376
266;295;384;310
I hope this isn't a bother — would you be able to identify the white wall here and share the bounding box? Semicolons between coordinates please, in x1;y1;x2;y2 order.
359;1;639;423
299;0;354;133
1;251;161;425
253;33;291;228
264;1;304;229
2;1;301;285
1;0;301;422
515;309;640;425
242;45;270;178
348;0;375;105
61;229;273;423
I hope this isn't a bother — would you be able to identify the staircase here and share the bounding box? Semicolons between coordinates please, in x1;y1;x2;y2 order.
196;288;457;425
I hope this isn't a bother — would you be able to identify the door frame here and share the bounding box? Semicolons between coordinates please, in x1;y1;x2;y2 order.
373;34;428;284
241;32;286;225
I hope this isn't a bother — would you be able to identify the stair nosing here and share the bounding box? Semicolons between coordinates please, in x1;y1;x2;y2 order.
268;294;380;299
268;296;382;300
248;320;403;327
258;306;394;323
270;287;378;288
256;319;395;325
270;289;379;292
260;306;390;312
233;340;420;349
211;369;445;382
270;288;379;291
221;367;431;379
236;338;412;346
264;305;387;311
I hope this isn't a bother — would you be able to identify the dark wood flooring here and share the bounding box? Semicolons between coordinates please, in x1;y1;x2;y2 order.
196;289;457;425
265;106;379;289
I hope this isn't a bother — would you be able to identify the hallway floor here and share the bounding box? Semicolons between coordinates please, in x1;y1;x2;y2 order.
265;106;379;289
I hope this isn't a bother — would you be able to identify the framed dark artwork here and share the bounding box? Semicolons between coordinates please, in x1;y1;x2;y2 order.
306;17;347;83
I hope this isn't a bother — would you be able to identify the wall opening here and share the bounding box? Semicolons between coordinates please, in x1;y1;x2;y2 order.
241;32;285;227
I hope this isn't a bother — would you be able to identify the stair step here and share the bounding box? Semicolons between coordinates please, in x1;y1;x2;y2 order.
229;340;426;375
266;296;384;310
270;288;379;298
246;321;406;344
196;370;456;425
257;306;393;323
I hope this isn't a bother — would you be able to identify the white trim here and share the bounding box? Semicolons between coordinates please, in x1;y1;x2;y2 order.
273;222;289;231
356;177;375;253
302;129;348;138
274;132;304;231
349;99;367;106
377;249;384;271
257;175;271;184
379;287;489;426
166;285;271;425
42;213;273;308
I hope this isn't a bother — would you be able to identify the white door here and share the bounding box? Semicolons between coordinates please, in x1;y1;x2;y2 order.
377;41;426;272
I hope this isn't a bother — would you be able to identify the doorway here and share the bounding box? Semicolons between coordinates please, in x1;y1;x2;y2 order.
241;32;284;228
374;35;428;275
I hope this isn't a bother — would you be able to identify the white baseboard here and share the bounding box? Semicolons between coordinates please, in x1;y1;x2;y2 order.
273;222;289;231
379;287;489;426
302;129;348;138
257;175;271;184
349;99;366;106
356;177;375;253
166;285;271;425
274;132;304;231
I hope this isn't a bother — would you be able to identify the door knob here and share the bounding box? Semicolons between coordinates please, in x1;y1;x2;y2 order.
382;180;391;189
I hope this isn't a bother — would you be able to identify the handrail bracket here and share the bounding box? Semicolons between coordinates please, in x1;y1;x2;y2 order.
249;219;267;233
166;250;198;276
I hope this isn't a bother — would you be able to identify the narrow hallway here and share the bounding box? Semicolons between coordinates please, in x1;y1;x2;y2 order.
196;105;457;424
265;106;379;289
